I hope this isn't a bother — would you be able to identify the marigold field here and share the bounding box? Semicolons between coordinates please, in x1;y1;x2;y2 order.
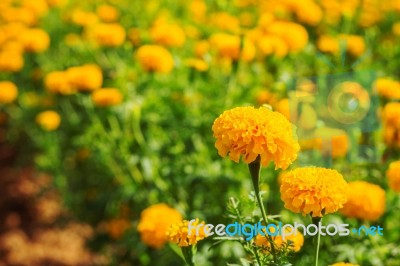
1;0;400;265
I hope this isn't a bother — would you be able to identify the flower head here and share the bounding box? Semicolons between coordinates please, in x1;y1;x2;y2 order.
137;203;182;249
91;88;123;107
375;78;400;100
167;219;207;247
387;161;400;192
136;45;174;73
45;71;75;95
87;23;126;47
36;111;61;131
19;28;50;53
212;106;299;169
0;81;18;103
67;64;103;91
255;227;304;253
280;167;348;217
340;181;386;221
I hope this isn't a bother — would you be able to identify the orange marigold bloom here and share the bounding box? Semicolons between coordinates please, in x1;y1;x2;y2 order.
0;81;18;103
136;45;174;73
184;58;208;72
91;88;123;107
96;4;119;23
375;78;400;100
212;106;300;169
19;28;50;53
330;263;359;266
107;218;131;239
387;161;400;193
280;167;348;217
36;110;61;131
257;35;288;58
0;50;24;72
314;127;350;159
45;71;75;95
339;34;365;57
255;227;304;253
340;181;386;221
67;64;103;91
137;203;182;249
150;23;186;48
167;219;207;247
87;23;126;47
266;21;308;53
209;33;256;62
317;35;339;54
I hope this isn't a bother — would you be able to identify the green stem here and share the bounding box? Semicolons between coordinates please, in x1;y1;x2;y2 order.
181;246;196;266
248;157;278;264
312;217;322;266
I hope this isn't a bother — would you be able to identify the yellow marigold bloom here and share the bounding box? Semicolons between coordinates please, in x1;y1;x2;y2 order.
375;78;400;100
210;12;240;33
71;9;98;27
194;40;210;58
22;0;49;17
317;35;339;54
137;203;182;249
1;7;37;26
382;102;400;127
150;24;186;48
292;0;323;26
67;64;103;91
339;35;365;57
387;161;400;193
340;181;386;221
96;4;119;23
212;106;300;169
36;110;61;131
91;88;123;107
266;21;308;53
314;127;349;159
87;23;126;47
167;219;207;247
209;33;255;62
393;22;400;36
330;263;359;266
0;50;24;72
280;167;348;217
136;45;174;73
184;58;208;72
45;71;75;95
189;0;207;21
0;81;18;103
257;35;288;58
19;28;50;53
255;227;304;253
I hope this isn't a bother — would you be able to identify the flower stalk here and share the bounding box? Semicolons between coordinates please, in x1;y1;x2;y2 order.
312;217;322;266
248;156;278;263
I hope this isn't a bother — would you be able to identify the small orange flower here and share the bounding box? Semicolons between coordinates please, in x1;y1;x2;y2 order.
136;45;174;73
91;88;123;107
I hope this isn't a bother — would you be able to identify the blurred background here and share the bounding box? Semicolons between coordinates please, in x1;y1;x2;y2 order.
0;0;400;265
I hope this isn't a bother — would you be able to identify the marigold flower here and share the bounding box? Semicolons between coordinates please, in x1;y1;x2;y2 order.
255;227;304;253
91;88;123;107
212;106;300;169
330;263;359;266
45;71;75;95
313;127;350;159
137;203;182;249
21;0;49;17
209;33;255;62
0;81;18;103
280;167;348;217
375;78;400;100
340;181;386;221
71;9;98;27
87;23;126;47
266;21;308;53
36;110;61;131
0;50;24;72
339;34;365;57
19;28;50;53
67;64;103;91
96;4;119;23
184;58;208;72
257;35;288;58
167;219;207;247
189;0;207;21
292;0;323;26
150;23;186;48
317;35;339;54
136;45;174;73
387;161;400;193
210;12;240;33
